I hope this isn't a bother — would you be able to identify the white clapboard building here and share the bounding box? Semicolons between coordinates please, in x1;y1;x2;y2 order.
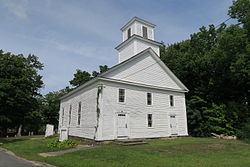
59;17;188;141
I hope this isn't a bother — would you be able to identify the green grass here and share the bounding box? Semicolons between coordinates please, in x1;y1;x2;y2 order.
1;136;250;167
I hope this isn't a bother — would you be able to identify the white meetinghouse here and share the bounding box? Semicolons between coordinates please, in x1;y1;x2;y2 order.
59;17;189;141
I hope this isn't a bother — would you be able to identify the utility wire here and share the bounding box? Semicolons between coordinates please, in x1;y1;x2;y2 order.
215;17;231;28
120;18;233;79
120;60;161;80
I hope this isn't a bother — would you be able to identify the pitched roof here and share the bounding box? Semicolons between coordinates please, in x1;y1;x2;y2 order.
115;34;162;50
60;48;188;100
100;48;189;91
120;16;156;31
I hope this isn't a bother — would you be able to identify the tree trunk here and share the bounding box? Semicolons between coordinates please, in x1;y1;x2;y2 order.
0;128;7;137
17;124;22;136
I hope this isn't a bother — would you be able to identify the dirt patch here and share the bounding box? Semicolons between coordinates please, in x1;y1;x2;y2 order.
172;143;226;153
159;137;178;140
38;145;100;157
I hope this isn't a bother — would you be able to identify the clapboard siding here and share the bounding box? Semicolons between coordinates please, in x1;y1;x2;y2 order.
118;40;135;63
100;81;188;140
122;24;136;41
135;39;159;56
59;82;99;140
122;20;154;41
135;21;154;40
105;52;181;90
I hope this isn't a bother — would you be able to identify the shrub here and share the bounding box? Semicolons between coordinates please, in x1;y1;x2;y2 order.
47;139;77;149
237;120;250;143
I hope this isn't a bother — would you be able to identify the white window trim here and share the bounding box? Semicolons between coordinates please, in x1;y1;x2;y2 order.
68;105;72;126
61;107;64;127
77;102;82;127
142;26;148;39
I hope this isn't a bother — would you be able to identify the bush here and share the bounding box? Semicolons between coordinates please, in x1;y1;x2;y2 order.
238;121;250;142
47;139;77;149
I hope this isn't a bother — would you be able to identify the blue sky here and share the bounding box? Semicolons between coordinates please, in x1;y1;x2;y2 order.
0;0;235;94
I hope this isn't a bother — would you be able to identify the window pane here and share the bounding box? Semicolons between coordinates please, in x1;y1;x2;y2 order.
119;89;125;102
128;28;131;39
170;95;174;106
143;26;148;38
147;93;152;105
62;108;64;126
78;102;81;125
69;105;72;125
148;114;152;127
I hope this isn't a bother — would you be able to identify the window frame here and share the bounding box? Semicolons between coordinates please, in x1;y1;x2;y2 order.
147;92;152;105
118;88;125;103
147;114;153;127
142;26;148;39
68;105;72;126
78;102;81;126
170;95;174;107
62;107;64;127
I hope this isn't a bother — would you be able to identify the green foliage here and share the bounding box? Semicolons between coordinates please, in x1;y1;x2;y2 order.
47;139;77;149
41;87;71;128
228;0;250;25
204;104;234;135
161;0;250;137
187;96;208;136
69;69;92;87
70;65;109;87
0;50;43;136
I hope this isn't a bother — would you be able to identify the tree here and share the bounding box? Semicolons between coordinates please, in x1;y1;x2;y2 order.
160;0;250;136
92;65;109;78
70;65;109;87
69;69;92;87
0;50;43;136
41;87;72;129
228;0;250;26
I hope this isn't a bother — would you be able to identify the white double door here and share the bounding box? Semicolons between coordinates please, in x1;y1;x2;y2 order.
117;113;128;138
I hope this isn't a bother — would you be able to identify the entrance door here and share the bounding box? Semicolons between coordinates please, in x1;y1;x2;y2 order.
170;115;178;135
117;113;128;138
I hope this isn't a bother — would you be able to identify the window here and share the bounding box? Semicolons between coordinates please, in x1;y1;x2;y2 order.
170;95;174;107
148;114;152;127
147;93;152;105
119;89;125;103
69;105;72;125
78;102;81;125
143;26;148;38
127;28;131;39
62;107;64;126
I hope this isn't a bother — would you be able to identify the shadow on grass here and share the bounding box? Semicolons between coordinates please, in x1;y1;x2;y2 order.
0;137;30;144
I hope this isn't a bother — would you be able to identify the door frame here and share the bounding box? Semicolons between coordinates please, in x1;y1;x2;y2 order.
169;115;178;136
115;111;129;139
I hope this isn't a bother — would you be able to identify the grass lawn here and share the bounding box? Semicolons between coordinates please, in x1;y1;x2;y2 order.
1;136;250;167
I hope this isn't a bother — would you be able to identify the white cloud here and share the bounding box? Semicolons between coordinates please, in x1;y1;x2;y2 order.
2;0;28;20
